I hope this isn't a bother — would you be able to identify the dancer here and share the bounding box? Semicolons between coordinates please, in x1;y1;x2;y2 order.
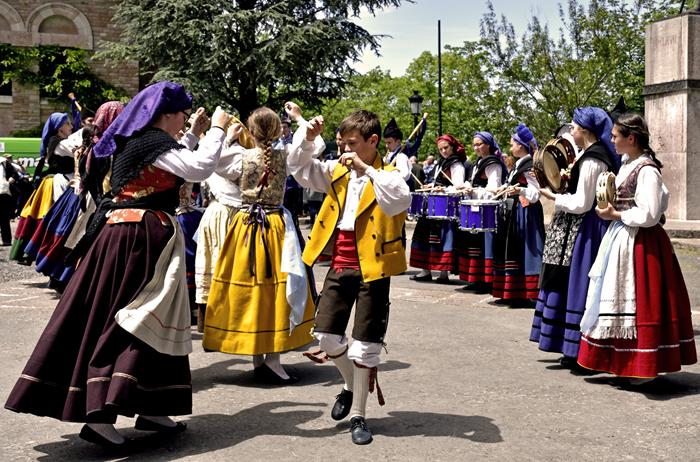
530;107;617;367
288;108;411;445
5;81;227;449
202;106;318;384
577;113;696;382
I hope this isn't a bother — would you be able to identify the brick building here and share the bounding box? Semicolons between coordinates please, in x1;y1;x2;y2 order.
0;0;139;136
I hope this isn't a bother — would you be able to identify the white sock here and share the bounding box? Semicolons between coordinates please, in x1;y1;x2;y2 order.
417;269;431;277
140;415;177;428
330;351;354;391
350;365;370;419
86;423;125;444
264;353;290;379
253;354;265;369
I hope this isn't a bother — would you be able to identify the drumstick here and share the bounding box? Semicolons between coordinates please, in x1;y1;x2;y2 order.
438;169;454;185
407;113;429;142
410;171;424;188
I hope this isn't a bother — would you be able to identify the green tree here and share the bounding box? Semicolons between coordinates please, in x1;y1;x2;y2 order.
0;44;129;116
479;0;683;141
101;0;408;120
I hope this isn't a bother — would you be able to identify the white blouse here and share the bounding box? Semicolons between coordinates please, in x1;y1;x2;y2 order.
616;154;668;228
385;149;412;182
509;156;541;203
153;128;225;182
554;157;607;214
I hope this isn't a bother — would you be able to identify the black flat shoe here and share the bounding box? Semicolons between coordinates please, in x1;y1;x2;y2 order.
253;363;299;385
134;416;187;433
410;273;432;282
435;277;450;284
350;416;373;445
79;425;128;450
331;389;353;421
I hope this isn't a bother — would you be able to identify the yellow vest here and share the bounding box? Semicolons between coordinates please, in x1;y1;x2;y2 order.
302;153;407;282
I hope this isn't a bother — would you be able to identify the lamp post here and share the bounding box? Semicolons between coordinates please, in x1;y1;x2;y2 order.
408;90;423;127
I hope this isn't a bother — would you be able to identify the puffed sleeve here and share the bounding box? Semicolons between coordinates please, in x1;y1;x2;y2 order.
153;127;225;182
286;126;335;193
554;158;606;214
620;165;667;228
364;166;411;216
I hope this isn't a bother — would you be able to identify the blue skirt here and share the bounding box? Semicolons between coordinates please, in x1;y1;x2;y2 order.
177;209;204;306
530;208;609;357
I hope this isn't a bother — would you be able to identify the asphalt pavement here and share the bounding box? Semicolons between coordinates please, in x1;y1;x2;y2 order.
0;222;699;461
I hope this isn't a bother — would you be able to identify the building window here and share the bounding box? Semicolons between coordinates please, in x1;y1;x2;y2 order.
38;15;79;35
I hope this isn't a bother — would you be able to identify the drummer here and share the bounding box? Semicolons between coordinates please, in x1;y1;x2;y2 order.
455;131;507;289
491;124;545;303
409;134;466;283
530;107;618;369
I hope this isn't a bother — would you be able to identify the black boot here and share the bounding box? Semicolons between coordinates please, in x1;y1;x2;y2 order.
331;389;353;421
350;416;373;445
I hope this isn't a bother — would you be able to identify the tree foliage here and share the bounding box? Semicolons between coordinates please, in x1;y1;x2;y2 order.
100;0;408;120
479;0;683;140
0;44;129;114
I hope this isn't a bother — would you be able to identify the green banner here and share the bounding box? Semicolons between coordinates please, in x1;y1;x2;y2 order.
0;138;41;176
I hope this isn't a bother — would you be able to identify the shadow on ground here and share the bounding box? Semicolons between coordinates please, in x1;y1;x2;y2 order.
583;371;700;400
32;401;501;460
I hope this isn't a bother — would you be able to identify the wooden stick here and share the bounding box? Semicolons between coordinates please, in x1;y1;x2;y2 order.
406;113;429;142
437;169;454;185
411;171;424;188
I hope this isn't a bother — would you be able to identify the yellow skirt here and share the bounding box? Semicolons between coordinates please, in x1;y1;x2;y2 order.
20;175;55;219
203;210;315;355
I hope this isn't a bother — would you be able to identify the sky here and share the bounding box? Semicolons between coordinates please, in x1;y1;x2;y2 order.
353;0;565;76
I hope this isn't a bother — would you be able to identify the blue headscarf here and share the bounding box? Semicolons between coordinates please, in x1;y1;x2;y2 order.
474;131;504;159
511;123;538;155
573;107;620;172
40;112;69;158
94;81;193;158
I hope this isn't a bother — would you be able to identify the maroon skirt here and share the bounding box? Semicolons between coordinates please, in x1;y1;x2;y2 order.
5;211;192;423
578;225;697;378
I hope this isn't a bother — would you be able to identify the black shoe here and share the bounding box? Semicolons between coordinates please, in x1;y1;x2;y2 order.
350;416;373;445
435;277;450;284
79;424;128;450
410;273;432;282
331;389;353;421
253;363;299;385
134;416;187;433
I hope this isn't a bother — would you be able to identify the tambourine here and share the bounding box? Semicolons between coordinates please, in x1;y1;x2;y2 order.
596;171;617;209
533;137;577;193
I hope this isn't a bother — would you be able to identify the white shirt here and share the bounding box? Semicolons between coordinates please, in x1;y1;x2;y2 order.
153;128;225;182
53;128;83;158
204;142;243;207
287;129;411;231
509;156;541;203
385;148;412;182
554;157;607;214
616;154;668;228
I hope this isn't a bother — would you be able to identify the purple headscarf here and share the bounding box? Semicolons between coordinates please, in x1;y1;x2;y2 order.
40;112;69;158
573;106;620;172
511;123;538;155
94;81;192;158
474;131;504;159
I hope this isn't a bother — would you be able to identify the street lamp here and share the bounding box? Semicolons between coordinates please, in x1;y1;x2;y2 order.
408;90;423;127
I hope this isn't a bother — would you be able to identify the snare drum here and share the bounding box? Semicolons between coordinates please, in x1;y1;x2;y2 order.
426;192;461;220
458;199;501;233
408;192;426;218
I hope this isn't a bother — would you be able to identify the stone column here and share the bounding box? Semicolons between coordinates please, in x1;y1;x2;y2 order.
644;10;700;220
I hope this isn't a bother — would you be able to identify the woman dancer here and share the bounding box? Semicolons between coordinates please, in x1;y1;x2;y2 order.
491;124;545;302
410;134;466;283
203;107;318;384
530;107;617;368
577;113;696;382
5;81;227;448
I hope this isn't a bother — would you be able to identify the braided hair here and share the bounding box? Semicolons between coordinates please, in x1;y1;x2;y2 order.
246;107;282;188
614;113;663;168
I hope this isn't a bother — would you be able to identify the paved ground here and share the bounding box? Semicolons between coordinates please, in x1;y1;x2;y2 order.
0;231;699;461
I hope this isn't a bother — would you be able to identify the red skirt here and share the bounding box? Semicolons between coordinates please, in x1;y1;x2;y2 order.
578;225;697;378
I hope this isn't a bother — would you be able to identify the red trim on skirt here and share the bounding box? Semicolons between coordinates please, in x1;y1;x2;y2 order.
457;255;494;284
491;274;539;299
577;225;697;378
409;248;454;272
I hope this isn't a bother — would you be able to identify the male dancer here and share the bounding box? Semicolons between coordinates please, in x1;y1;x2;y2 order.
287;106;410;445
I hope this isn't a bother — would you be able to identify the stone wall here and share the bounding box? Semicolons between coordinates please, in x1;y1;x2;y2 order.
0;0;139;136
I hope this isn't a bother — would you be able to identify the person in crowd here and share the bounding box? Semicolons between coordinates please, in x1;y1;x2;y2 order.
5;81;227;449
288;108;410;445
491;123;545;303
577;112;697;383
531;107;617;368
409;134;466;283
